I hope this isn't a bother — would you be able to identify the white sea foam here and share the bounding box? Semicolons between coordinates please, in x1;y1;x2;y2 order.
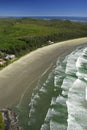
50;120;67;130
67;78;87;130
76;47;87;81
64;47;87;130
54;76;63;87
40;124;50;130
28;47;87;130
76;71;87;81
56;95;66;105
76;56;87;68
44;108;52;122
40;86;47;93
41;106;65;130
85;87;87;101
51;97;56;105
61;76;76;97
65;49;82;75
82;47;87;58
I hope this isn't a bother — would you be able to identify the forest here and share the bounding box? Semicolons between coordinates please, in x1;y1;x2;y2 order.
0;18;87;56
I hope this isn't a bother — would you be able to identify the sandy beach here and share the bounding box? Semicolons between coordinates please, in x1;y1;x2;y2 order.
0;37;87;108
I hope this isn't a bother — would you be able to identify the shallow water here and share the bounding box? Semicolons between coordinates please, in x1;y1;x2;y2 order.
27;46;87;130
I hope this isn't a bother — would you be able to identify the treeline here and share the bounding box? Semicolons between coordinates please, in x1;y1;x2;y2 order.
0;18;87;56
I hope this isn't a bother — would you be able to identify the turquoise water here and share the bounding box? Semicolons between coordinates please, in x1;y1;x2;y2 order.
28;46;87;130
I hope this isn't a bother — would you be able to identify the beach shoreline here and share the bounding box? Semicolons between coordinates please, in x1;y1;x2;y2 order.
0;37;87;108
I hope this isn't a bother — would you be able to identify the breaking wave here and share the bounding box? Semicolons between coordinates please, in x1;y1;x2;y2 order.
28;46;87;130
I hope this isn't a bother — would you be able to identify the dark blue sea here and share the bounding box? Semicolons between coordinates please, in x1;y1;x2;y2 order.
27;16;87;22
1;16;87;23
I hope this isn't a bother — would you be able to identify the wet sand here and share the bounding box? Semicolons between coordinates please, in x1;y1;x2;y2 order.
0;37;87;108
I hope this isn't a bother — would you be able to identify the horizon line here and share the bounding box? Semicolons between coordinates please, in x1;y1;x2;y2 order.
0;15;87;18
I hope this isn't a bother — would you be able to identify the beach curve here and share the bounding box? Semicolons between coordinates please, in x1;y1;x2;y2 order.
0;37;87;108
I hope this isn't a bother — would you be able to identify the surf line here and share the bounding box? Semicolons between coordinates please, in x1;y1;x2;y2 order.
16;78;38;108
16;62;53;108
85;86;87;101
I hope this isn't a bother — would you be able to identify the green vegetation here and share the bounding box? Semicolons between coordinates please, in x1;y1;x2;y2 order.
0;18;87;56
0;113;4;130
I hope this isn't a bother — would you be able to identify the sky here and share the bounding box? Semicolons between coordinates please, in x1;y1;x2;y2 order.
0;0;87;17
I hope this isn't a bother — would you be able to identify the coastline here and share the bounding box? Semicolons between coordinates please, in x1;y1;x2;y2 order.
0;37;87;129
0;37;87;108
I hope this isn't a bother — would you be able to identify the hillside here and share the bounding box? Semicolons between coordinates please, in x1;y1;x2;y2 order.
0;18;87;56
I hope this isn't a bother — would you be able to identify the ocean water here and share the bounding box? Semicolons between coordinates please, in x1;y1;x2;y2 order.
28;16;87;22
28;46;87;130
3;16;87;23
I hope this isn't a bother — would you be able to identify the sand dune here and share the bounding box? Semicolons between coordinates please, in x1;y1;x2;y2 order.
0;37;87;108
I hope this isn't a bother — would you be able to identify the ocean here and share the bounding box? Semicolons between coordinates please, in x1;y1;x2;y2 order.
0;15;87;129
1;16;87;23
28;16;87;22
27;45;87;130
